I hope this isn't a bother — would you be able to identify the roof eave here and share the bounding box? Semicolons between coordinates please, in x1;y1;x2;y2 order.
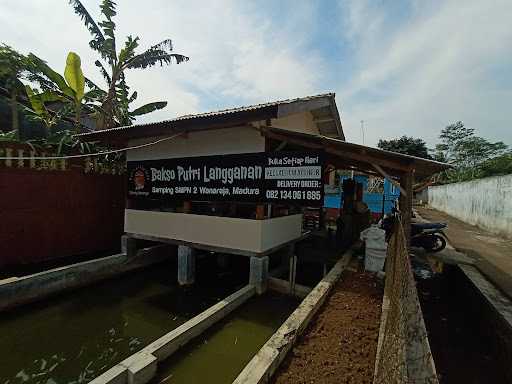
76;105;278;142
328;95;344;140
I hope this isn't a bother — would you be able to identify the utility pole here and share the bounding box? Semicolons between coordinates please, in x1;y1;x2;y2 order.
360;120;365;145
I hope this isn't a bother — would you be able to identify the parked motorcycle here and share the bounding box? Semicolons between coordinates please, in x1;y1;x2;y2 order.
381;210;448;252
410;222;447;252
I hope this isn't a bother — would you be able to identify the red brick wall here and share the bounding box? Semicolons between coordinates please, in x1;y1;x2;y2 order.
0;168;125;268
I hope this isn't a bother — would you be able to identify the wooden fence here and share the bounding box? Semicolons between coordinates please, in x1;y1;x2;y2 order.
0;142;125;269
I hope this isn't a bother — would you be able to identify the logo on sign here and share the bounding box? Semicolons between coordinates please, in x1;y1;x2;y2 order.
129;166;151;196
134;169;146;190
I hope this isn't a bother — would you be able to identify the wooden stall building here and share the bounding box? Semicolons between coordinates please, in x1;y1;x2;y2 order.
78;93;449;292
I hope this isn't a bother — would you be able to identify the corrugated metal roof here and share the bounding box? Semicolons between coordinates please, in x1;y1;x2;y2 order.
77;92;337;138
174;92;335;121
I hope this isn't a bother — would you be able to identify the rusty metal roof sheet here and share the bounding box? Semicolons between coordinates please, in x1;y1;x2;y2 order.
77;93;341;140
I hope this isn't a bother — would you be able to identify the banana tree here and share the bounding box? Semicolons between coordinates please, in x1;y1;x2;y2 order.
24;86;63;129
64;52;85;125
25;52;86;130
69;0;189;129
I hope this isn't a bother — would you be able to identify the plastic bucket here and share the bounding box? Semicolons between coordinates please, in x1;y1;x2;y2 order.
365;247;387;272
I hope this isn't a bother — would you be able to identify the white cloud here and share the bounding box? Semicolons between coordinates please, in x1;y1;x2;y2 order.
100;0;323;115
1;0;510;150
0;0;324;123
337;0;512;147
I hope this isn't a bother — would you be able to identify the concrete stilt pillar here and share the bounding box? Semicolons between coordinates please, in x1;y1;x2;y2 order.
178;245;196;286
284;244;294;268
121;234;137;257
217;253;230;270
249;256;269;295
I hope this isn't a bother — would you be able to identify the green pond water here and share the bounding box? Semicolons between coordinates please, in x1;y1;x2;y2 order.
152;292;298;384
0;260;244;384
0;259;299;384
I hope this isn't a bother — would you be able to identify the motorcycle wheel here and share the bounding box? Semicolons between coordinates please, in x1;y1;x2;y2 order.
427;234;446;252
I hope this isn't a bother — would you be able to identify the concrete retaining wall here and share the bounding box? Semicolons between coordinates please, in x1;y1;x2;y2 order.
428;175;512;239
0;245;174;311
459;264;512;382
233;249;353;384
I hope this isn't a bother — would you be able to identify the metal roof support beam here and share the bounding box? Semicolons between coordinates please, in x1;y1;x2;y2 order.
372;163;407;197
325;145;412;173
325;156;380;176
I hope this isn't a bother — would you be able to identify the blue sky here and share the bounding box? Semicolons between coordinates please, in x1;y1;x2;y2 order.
1;0;511;148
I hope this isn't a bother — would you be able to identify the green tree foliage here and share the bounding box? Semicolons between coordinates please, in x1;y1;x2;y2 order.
377;136;432;159
478;153;512;177
434;121;510;182
0;44;30;134
69;0;189;129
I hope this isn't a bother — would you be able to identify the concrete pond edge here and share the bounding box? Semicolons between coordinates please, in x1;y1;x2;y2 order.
373;293;390;381
0;244;173;311
89;284;256;384
232;248;353;384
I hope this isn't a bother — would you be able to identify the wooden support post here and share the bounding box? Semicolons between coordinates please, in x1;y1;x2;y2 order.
5;148;12;167
400;170;413;247
183;201;192;214
256;204;265;220
121;234;137;257
17;149;24;168
289;254;297;296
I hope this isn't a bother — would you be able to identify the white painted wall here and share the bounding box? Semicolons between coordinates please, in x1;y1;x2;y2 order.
124;210;303;253
260;214;304;251
428;175;512;239
127;126;265;161
414;188;428;204
126;112;325;162
270;111;317;135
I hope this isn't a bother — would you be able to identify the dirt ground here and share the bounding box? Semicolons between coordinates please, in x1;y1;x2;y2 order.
273;270;382;384
417;206;512;299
